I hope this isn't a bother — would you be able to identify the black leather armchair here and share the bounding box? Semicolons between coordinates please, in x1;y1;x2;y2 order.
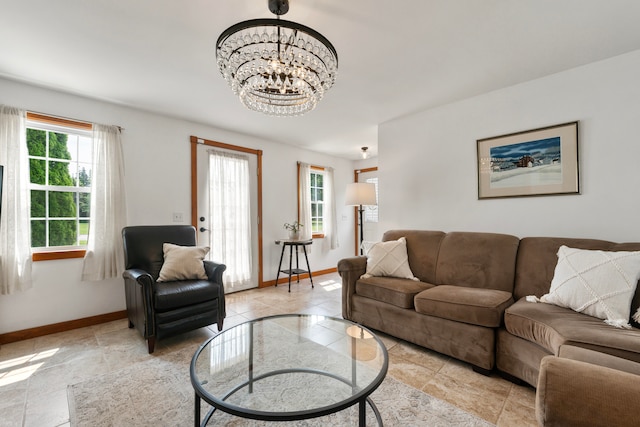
122;225;226;353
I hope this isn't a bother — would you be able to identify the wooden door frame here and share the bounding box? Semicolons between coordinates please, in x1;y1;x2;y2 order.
353;167;378;255
190;135;264;287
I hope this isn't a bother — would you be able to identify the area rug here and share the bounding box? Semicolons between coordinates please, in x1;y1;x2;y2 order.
68;345;493;426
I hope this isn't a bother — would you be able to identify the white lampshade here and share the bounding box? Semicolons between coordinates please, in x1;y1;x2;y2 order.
345;182;377;206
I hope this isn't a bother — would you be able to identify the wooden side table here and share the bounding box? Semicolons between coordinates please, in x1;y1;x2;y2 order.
275;239;314;292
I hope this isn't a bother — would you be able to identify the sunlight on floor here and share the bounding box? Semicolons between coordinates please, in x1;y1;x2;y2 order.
319;279;341;291
0;348;58;387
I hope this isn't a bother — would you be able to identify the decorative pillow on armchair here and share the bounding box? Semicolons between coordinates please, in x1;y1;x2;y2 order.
361;237;418;281
537;245;640;328
157;243;210;282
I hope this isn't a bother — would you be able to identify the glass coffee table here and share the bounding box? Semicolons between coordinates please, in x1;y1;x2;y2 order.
190;314;388;426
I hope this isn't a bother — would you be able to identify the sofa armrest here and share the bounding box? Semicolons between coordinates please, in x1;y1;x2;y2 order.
338;256;367;320
536;356;640;427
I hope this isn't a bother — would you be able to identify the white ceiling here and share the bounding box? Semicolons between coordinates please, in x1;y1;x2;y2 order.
2;0;640;159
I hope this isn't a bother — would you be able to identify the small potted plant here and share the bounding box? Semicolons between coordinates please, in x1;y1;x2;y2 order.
284;220;303;240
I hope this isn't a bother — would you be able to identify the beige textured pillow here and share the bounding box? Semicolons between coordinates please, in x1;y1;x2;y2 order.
361;237;418;281
539;245;640;328
157;243;210;282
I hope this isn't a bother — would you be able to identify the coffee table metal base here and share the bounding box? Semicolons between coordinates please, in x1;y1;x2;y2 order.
194;367;383;427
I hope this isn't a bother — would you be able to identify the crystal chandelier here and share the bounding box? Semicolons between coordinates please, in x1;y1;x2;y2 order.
216;0;338;117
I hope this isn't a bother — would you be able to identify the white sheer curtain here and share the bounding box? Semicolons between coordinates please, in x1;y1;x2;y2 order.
209;150;252;291
298;162;338;248
298;162;313;241
81;124;127;281
325;167;339;249
0;105;32;294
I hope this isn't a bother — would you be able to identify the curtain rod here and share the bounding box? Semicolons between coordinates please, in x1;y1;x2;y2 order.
27;110;124;132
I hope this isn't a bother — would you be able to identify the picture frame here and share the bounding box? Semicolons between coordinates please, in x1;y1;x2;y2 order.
477;121;579;199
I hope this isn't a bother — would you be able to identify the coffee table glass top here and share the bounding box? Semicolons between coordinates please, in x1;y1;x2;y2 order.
190;314;388;420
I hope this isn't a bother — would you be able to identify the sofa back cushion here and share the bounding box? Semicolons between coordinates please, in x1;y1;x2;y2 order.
435;231;520;292
382;230;446;283
514;237;640;325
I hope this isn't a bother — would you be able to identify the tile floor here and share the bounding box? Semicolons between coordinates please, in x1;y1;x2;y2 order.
0;273;537;427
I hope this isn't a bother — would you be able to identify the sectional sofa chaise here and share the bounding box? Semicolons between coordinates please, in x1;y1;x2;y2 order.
338;229;640;425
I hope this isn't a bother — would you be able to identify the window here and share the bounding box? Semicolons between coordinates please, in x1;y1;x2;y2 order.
363;177;379;223
310;169;325;236
26;114;93;255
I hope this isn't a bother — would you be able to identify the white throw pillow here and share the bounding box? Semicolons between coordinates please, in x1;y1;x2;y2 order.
539;245;640;328
361;237;418;281
157;243;209;282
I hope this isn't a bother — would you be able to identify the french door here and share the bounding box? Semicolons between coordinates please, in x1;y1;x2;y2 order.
192;136;263;292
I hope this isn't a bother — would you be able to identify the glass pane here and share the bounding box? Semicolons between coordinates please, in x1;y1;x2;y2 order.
31;220;45;247
30;190;46;217
29;159;45;184
317;189;324;202
49;161;74;186
79;192;91;218
310;188;317;202
311;203;317;217
310;173;316;187
79;219;90;246
49;220;77;246
49;191;76;217
318;204;323;217
316;173;323;187
66;134;78;161
314;219;323;232
47;132;71;160
77;163;92;187
77;135;93;163
27;129;46;156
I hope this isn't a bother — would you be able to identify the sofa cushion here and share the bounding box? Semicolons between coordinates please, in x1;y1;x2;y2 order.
539;245;640;328
435;232;520;292
504;298;640;362
154;279;218;311
381;230;446;283
356;276;434;309
415;285;514;327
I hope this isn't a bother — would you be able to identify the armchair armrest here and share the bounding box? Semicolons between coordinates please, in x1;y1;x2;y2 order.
204;261;226;320
536;356;640;427
122;268;155;337
204;260;226;285
337;256;367;320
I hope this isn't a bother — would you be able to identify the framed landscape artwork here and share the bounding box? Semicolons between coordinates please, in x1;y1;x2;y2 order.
477;121;579;199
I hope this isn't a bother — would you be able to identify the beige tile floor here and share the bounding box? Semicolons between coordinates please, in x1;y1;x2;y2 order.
0;273;537;426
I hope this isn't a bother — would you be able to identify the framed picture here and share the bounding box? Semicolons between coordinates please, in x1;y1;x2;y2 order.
477;121;579;199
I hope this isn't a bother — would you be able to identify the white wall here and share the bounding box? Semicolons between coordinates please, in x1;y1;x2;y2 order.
378;49;640;243
0;78;356;334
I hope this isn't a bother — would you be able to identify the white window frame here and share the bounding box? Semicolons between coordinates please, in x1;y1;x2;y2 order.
26;115;93;257
309;168;326;236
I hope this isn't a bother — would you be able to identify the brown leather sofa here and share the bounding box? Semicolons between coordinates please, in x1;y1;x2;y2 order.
338;230;640;385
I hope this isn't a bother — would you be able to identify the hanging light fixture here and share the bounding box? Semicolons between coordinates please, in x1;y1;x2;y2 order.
216;0;338;117
361;147;369;159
